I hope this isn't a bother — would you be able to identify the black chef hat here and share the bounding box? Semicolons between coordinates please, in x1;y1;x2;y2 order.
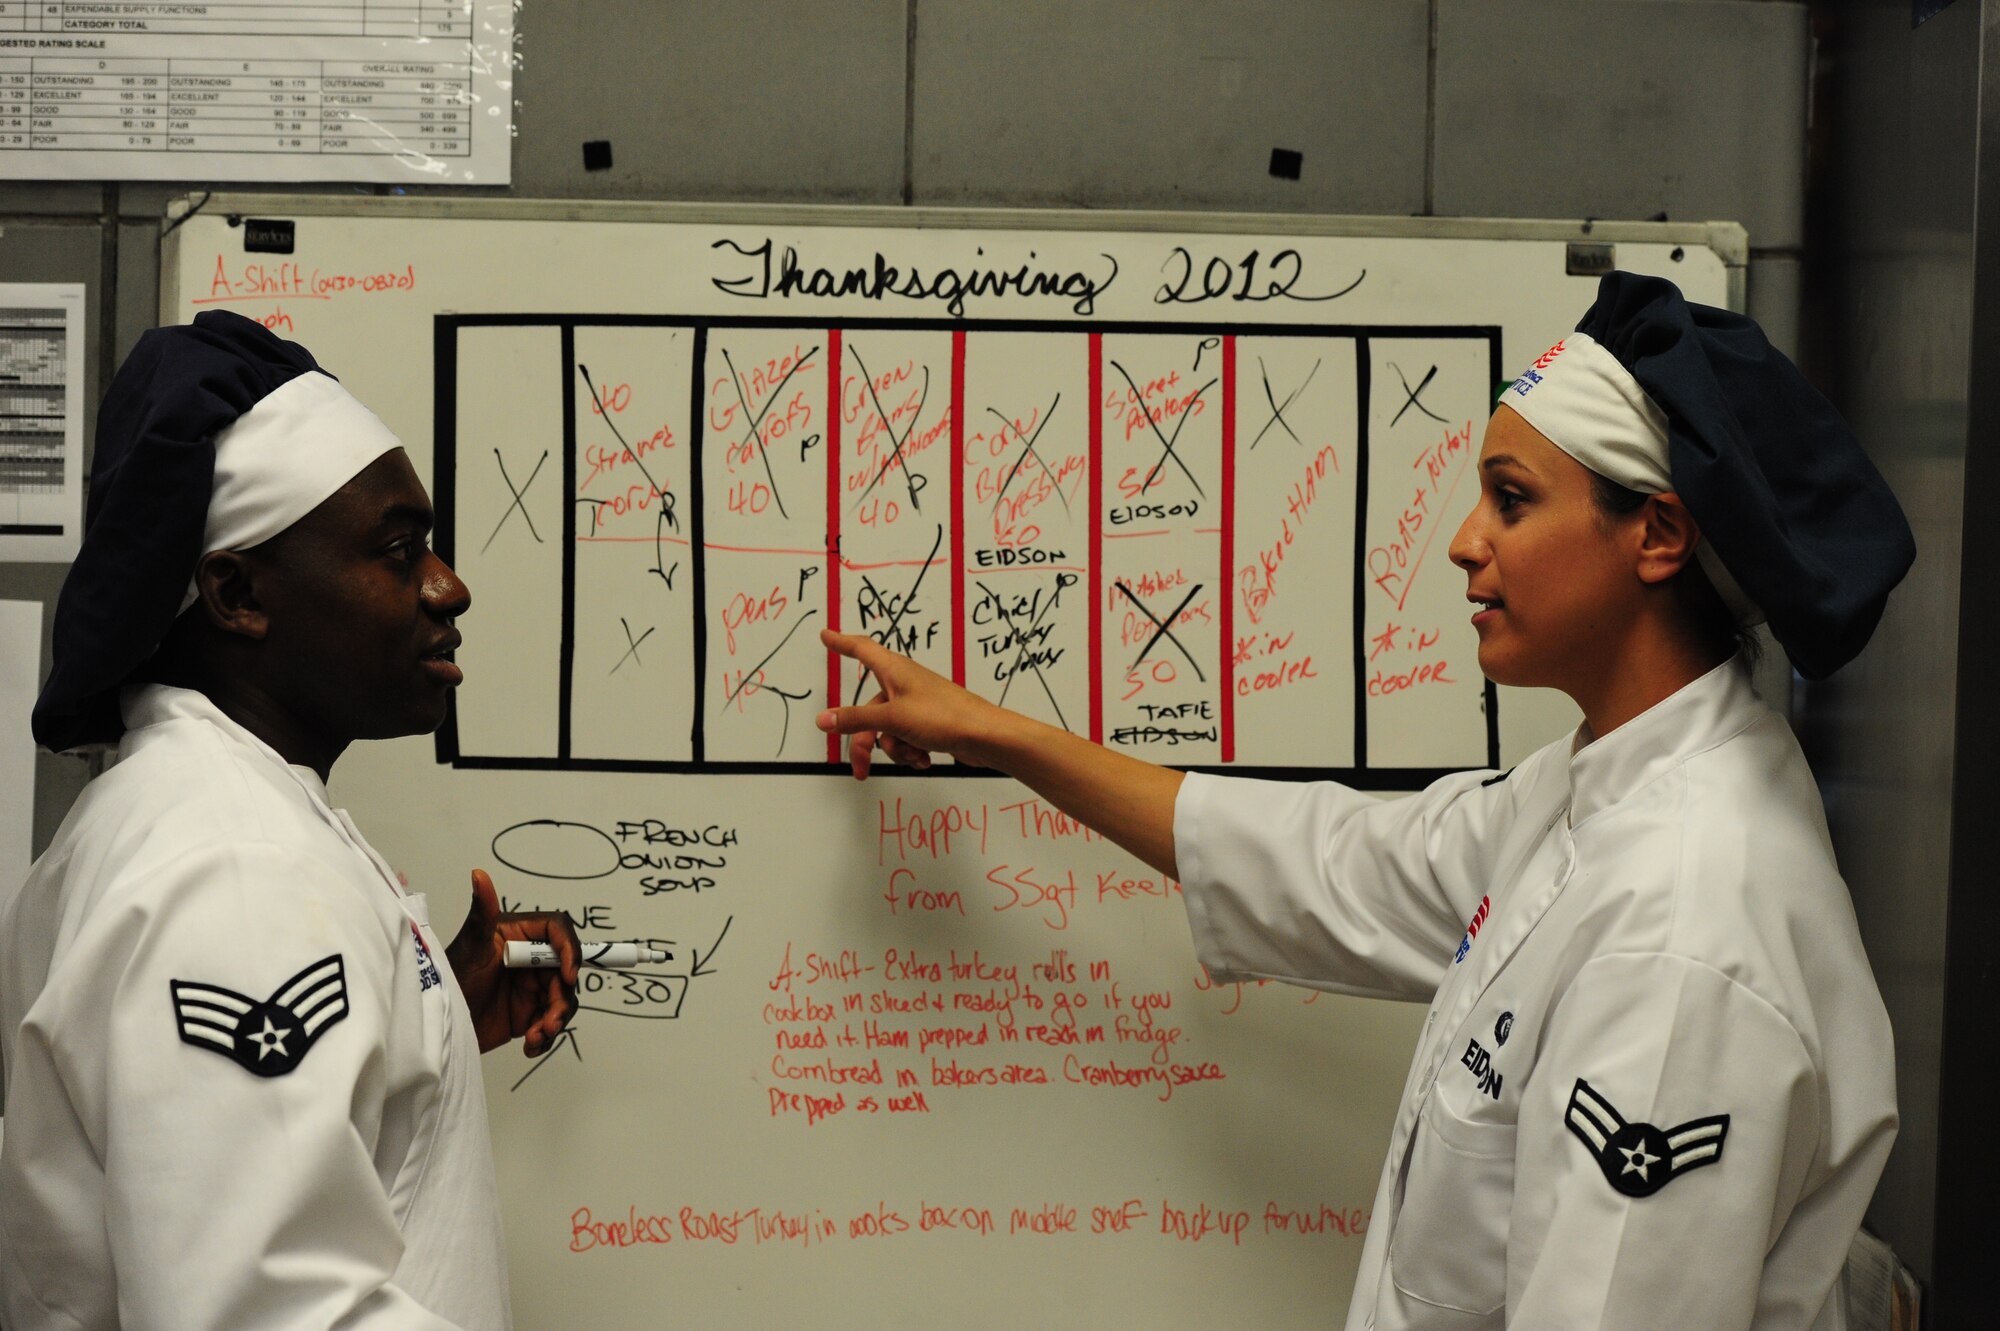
34;311;325;751
1574;272;1913;679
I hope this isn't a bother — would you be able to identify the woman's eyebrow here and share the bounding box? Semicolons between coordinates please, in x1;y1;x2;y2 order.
1481;454;1536;476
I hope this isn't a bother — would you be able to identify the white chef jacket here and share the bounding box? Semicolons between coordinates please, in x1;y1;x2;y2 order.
0;685;510;1330
1175;657;1895;1330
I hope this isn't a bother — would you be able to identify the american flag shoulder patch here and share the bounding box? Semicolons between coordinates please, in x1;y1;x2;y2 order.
1563;1078;1730;1199
170;953;349;1078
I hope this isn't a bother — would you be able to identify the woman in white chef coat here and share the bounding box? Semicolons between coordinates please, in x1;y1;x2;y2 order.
0;310;580;1330
814;272;1915;1330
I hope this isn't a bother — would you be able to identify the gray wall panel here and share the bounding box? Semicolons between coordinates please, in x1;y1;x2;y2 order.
1746;253;1803;714
1436;0;1810;248
911;0;1430;212
98;2;910;210
0;183;107;216
1799;0;1979;1283
114;218;156;365
508;0;907;202
1932;7;2000;1316
1747;252;1801;361
113;184;372;221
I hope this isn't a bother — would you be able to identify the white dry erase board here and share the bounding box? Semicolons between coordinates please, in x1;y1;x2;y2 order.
162;198;1739;1329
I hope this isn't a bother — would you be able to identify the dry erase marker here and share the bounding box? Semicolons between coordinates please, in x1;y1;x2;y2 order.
503;940;672;969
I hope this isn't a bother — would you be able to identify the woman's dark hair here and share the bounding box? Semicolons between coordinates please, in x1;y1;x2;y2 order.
1590;473;1761;667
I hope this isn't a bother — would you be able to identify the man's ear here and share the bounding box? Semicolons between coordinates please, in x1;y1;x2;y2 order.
1635;493;1703;586
191;550;270;640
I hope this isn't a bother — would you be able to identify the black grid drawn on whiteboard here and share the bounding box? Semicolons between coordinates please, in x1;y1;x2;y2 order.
688;324;710;766
1352;335;1371;772
558;324;577;763
431;318;460;767
434;314;1503;784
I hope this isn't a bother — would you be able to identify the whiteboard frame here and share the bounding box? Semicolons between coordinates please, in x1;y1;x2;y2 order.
163;194;1747;317
149;198;1760;1330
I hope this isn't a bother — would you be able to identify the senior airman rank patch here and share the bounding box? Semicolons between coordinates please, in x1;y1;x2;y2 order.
1564;1078;1729;1198
170;954;350;1078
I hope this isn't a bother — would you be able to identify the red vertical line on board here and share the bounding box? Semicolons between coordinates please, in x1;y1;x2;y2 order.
1220;335;1237;764
826;328;843;764
951;330;968;687
1088;333;1104;745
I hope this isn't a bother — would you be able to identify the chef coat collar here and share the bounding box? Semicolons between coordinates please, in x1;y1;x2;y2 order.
119;681;333;807
1566;655;1760;829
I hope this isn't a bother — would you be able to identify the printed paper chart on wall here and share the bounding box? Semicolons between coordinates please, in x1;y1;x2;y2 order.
0;0;513;183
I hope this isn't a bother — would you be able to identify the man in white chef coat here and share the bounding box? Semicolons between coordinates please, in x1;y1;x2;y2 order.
0;309;579;1329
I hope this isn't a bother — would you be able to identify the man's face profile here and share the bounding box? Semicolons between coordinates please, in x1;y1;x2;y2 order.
245;448;472;745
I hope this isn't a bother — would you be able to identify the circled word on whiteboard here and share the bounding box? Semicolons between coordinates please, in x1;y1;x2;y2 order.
491;818;739;884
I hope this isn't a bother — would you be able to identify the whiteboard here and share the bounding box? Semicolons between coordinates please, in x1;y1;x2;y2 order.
163;199;1739;1329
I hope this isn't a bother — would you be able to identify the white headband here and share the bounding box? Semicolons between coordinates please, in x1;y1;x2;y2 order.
1504;332;1672;492
1503;332;1762;626
181;371;404;611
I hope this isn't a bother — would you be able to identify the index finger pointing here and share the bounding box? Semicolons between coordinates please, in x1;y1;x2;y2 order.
820;628;897;676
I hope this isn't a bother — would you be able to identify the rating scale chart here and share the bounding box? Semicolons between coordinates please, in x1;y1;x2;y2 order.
437;317;1500;782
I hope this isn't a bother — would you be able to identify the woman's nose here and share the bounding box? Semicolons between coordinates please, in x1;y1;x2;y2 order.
1448;509;1485;571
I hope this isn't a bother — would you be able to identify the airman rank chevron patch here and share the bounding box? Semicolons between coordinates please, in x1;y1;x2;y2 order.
170;954;350;1078
1564;1078;1730;1199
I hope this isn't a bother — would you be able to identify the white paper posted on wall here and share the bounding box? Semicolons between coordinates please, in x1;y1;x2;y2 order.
0;283;83;564
0;0;513;184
